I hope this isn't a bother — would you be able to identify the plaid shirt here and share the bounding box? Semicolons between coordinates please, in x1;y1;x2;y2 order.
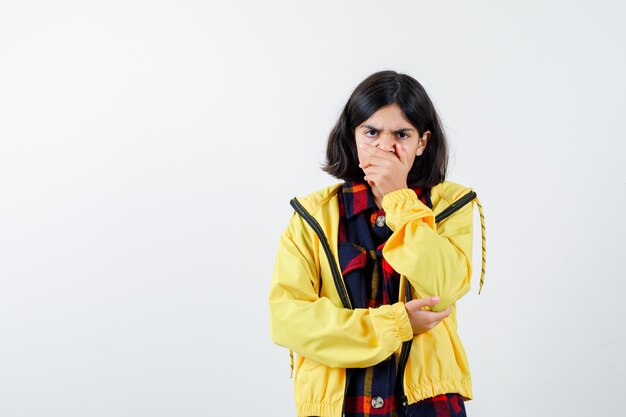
337;180;467;417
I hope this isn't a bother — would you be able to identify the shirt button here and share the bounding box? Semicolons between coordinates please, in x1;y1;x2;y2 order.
371;396;384;409
375;215;386;227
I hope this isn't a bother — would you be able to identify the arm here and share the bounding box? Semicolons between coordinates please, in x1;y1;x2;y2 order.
381;188;473;312
268;211;414;369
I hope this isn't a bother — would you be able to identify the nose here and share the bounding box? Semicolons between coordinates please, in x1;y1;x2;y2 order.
377;132;396;152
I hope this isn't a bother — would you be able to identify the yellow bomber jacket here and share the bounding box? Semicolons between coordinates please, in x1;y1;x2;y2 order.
268;180;486;417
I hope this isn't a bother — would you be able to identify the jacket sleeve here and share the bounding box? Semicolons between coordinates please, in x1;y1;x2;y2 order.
381;188;473;312
268;211;414;369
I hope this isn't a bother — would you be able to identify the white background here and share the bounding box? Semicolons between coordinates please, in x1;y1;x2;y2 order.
1;1;625;416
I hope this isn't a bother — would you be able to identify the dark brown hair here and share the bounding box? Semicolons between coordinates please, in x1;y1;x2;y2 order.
320;70;449;188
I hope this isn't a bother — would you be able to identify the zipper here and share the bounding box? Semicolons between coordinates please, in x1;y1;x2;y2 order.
290;197;353;310
290;196;354;416
435;190;476;223
396;280;413;409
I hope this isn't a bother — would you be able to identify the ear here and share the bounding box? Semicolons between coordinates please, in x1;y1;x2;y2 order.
416;130;431;156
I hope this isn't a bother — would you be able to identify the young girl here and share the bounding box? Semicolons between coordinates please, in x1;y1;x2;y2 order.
269;70;486;417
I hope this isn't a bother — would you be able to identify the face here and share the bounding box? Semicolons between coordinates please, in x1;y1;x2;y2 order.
354;103;430;174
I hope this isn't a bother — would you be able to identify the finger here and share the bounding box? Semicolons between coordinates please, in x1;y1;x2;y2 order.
394;143;408;166
364;174;378;186
359;143;397;163
359;152;384;167
362;166;380;175
406;297;440;311
432;307;451;320
362;169;376;181
364;173;376;187
362;167;381;183
362;160;387;170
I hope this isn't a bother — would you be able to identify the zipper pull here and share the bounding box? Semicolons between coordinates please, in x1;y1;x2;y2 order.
401;395;408;407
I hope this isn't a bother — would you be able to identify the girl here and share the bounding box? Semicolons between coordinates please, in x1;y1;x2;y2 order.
269;70;486;417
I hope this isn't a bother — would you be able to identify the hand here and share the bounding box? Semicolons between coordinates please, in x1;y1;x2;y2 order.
405;297;451;335
357;142;410;196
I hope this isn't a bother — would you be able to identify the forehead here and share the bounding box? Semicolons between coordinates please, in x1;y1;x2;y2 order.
358;104;414;129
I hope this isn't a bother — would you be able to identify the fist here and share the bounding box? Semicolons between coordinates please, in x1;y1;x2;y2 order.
405;297;451;334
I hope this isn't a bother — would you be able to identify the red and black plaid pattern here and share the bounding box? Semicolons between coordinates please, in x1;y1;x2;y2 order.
337;180;467;417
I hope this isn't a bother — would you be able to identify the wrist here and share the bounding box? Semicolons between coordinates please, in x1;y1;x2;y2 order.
384;184;408;196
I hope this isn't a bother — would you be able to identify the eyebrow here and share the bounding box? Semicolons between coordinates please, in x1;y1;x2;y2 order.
359;124;415;133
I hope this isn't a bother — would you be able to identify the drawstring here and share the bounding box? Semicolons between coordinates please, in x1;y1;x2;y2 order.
289;349;294;378
474;194;486;295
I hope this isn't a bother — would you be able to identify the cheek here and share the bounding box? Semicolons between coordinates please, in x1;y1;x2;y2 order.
355;134;372;145
403;143;418;156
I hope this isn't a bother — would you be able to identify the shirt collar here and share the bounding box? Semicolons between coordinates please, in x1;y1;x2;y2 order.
341;180;380;220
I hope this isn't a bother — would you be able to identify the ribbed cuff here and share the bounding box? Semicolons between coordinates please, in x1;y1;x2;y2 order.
391;301;414;342
382;188;418;206
381;188;434;231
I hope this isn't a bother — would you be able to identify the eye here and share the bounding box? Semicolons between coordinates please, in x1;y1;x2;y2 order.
363;130;410;139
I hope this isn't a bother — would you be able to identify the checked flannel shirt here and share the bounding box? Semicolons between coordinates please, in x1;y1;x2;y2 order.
337;180;467;417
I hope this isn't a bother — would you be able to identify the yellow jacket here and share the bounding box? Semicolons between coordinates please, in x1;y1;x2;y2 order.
268;180;486;417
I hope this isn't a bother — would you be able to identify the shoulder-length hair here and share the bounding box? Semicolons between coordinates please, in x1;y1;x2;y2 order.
320;70;449;188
